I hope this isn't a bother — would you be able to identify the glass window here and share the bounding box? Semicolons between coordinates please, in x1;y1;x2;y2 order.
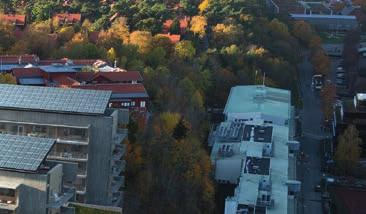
140;101;146;108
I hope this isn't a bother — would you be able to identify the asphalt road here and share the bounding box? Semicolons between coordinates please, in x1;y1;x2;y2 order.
297;57;323;214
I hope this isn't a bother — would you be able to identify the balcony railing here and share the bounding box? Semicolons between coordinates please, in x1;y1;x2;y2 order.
0;195;16;205
48;152;88;162
112;191;122;207
111;176;124;193
57;135;88;145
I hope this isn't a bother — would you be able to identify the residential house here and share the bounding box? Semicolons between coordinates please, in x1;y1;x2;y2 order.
162;16;190;35
0;14;26;28
53;13;82;26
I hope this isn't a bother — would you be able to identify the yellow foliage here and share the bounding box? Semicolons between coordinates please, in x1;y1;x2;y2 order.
129;31;153;54
190;16;207;38
198;0;209;14
0;73;16;84
159;112;180;134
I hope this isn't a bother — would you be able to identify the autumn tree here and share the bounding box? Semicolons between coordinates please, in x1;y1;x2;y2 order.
129;31;153;54
0;73;16;84
335;125;363;175
175;40;196;60
190;15;207;38
311;48;330;76
212;23;244;47
320;82;336;122
292;20;313;45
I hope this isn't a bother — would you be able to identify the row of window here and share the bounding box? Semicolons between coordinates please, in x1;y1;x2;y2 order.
110;101;146;108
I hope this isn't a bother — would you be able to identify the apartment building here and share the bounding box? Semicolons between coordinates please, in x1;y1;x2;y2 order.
210;85;300;214
0;84;127;207
0;134;74;214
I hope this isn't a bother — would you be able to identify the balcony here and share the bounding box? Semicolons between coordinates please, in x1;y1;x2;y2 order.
111;160;125;176
0;195;17;211
57;135;88;145
48;151;88;162
115;129;128;145
112;191;122;207
111;176;124;193
47;188;75;209
113;146;124;161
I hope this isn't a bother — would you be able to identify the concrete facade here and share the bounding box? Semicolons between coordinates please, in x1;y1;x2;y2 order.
0;164;75;214
0;108;126;206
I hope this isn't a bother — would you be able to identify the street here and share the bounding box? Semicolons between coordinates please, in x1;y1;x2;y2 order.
297;56;324;214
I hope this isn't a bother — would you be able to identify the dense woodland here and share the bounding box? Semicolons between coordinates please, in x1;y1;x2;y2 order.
0;0;328;213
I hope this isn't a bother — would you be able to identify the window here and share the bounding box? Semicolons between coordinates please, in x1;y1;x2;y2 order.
140;101;146;108
131;101;135;106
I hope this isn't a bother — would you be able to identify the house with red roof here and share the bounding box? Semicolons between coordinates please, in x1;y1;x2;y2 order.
163;16;190;35
156;34;181;44
53;13;82;26
0;14;26;28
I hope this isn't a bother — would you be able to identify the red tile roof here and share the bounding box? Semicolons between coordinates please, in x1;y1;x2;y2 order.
0;14;26;26
163;16;190;34
92;71;143;82
332;187;366;214
73;83;147;94
12;68;43;78
54;13;82;24
51;74;80;87
75;72;95;82
156;34;181;44
0;55;37;64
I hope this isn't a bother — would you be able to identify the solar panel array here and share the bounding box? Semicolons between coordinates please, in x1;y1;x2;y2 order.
0;84;112;114
0;134;55;171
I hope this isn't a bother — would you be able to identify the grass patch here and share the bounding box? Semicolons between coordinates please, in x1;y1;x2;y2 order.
71;204;120;214
319;32;345;44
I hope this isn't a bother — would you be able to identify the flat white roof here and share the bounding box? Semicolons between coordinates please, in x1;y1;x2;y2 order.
291;14;357;20
224;85;291;120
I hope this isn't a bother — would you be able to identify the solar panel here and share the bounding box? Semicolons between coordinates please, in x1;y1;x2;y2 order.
0;134;55;171
0;84;111;114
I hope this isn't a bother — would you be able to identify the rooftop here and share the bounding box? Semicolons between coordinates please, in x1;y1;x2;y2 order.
73;83;149;98
243;156;270;175
243;125;273;143
224;85;291;120
0;84;111;115
0;134;55;172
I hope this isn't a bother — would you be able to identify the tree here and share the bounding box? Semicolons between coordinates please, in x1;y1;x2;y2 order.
320;82;336;122
212;23;243;47
58;26;75;44
173;117;191;140
311;48;330;76
190;15;207;38
0;73;16;84
198;0;209;14
107;47;117;64
335;125;363;175
268;18;290;39
292;21;313;45
129;31;153;54
175;40;196;60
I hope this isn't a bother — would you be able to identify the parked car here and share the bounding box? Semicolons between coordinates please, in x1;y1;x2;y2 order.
314;184;321;192
336;73;345;78
312;74;324;90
